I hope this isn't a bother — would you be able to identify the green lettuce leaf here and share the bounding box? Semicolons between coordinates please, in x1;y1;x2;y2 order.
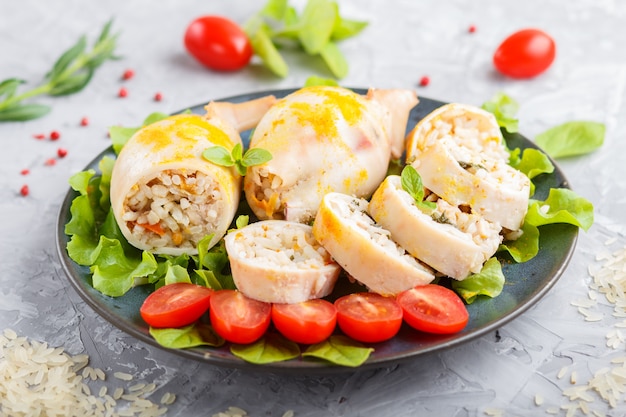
526;188;594;231
451;258;505;304
303;335;373;367
150;323;225;349
109;112;168;154
498;222;540;263
534;121;605;159
90;237;158;297
230;333;301;364
481;92;519;133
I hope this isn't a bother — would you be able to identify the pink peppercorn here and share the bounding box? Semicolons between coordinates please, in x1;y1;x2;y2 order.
57;148;68;158
122;69;135;80
468;25;477;33
80;117;89;126
20;169;30;175
50;131;61;141
119;87;128;98
154;92;163;102
45;158;56;166
33;134;46;140
20;185;29;196
419;76;430;87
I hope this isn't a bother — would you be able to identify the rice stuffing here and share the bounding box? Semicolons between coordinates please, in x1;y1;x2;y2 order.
122;169;223;250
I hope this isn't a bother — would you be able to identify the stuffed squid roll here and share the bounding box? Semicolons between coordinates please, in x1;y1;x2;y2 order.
110;96;275;256
224;220;341;304
368;175;502;280
312;192;435;296
244;86;418;224
405;103;530;230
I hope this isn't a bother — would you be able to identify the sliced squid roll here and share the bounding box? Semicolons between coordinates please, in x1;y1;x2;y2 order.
368;175;503;280
111;113;247;256
244;86;418;224
312;192;435;296
405;103;530;230
224;220;341;304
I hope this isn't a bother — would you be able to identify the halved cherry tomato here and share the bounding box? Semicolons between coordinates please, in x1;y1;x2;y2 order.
184;15;253;71
334;293;402;343
209;290;271;344
271;299;337;345
493;28;556;79
140;283;213;328
397;284;469;334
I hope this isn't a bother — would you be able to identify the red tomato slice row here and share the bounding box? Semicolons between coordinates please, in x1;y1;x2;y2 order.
334;293;403;343
397;284;469;334
184;15;253;71
493;28;556;79
140;283;213;328
210;289;271;344
271;299;337;345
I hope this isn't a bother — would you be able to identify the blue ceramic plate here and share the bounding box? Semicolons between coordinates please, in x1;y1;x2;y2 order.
56;88;578;373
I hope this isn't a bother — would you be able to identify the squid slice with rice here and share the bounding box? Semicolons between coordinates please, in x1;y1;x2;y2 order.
312;192;435;296
405;103;530;231
224;220;341;304
110;95;275;255
368;175;503;280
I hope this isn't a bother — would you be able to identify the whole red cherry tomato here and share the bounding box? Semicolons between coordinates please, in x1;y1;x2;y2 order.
493;29;556;79
184;16;253;71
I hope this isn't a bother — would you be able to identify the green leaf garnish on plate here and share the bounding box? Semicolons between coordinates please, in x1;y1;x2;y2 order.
400;165;437;212
534;121;605;158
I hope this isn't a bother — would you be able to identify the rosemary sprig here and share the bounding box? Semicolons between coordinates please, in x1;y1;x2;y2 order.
0;19;119;122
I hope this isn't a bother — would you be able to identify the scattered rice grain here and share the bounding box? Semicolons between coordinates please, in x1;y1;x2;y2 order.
114;371;134;381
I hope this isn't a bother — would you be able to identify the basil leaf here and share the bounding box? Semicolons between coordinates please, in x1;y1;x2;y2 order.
534;121;605;158
303;335;373;367
232;143;244;161
231;333;301;364
298;0;338;54
332;17;368;41
319;41;348;79
260;0;289;20
245;17;289;78
202;146;235;167
451;257;505;304
150;323;224;349
0;103;51;121
401;165;424;202
242;147;272;167
401;166;436;212
481;92;519;133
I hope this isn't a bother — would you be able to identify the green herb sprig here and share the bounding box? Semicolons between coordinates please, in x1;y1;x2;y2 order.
0;19;119;122
244;0;368;79
202;143;272;176
400;165;437;212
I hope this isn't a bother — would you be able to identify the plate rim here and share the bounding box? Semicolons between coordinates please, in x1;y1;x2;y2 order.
55;88;579;373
